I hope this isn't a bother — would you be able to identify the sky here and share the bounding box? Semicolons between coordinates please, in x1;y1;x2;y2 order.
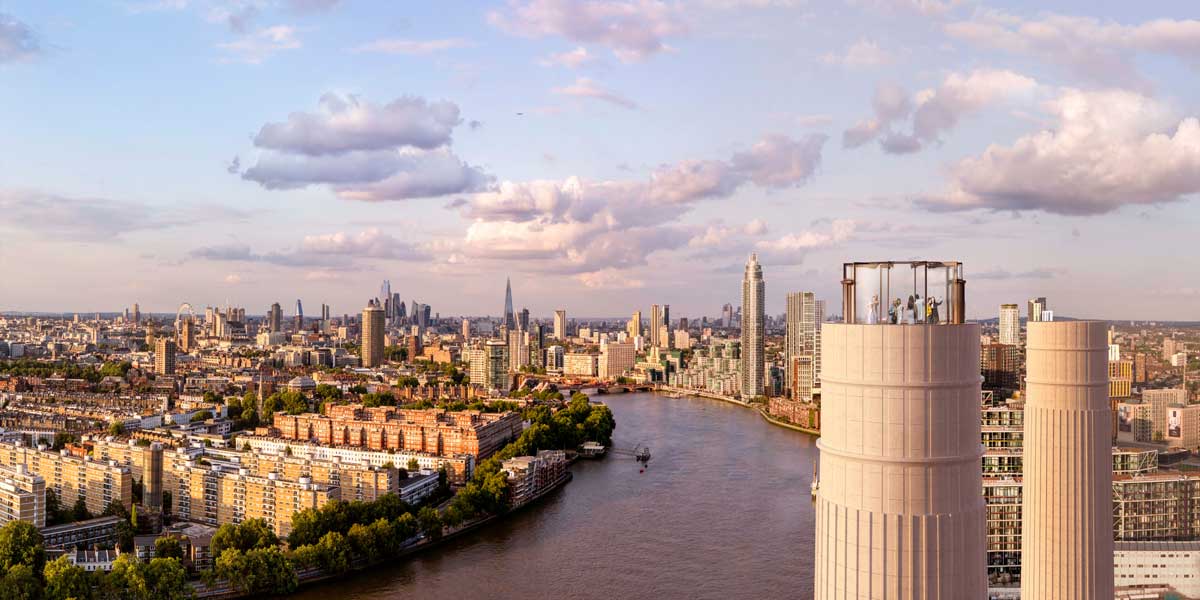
1;0;1199;321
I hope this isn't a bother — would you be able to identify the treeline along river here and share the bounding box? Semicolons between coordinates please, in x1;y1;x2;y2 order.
290;392;819;600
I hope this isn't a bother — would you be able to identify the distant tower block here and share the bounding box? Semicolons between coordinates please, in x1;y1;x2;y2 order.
1021;321;1113;600
815;261;985;600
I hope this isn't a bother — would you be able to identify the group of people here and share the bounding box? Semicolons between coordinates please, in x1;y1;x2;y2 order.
865;293;944;325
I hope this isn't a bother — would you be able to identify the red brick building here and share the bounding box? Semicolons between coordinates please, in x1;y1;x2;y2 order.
272;404;523;459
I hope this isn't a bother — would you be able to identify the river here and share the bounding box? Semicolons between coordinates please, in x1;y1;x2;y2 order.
290;392;819;600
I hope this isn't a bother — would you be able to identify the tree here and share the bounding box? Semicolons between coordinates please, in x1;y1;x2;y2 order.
0;521;44;577
406;458;420;472
142;558;191;600
417;506;443;540
44;555;93;600
43;491;62;527
0;564;40;600
314;384;342;402
211;519;279;558
154;536;184;561
107;422;124;436
313;532;351;575
189;411;212;423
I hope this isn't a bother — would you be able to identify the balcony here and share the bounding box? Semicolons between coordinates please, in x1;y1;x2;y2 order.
840;261;965;325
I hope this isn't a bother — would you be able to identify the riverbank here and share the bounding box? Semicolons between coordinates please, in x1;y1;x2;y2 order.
653;386;819;437
196;471;575;599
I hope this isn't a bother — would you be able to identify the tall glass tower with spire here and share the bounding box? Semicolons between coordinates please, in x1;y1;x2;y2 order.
503;277;516;331
741;254;765;398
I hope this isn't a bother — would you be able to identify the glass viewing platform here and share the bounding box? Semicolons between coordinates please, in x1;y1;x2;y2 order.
841;261;966;325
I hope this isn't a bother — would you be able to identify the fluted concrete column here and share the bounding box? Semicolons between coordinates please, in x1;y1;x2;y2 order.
815;323;986;600
1021;321;1113;599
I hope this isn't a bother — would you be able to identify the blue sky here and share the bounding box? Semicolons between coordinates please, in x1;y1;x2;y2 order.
2;0;1199;320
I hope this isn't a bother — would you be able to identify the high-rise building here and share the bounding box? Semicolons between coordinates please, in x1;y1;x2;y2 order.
815;261;984;599
508;328;530;371
468;340;510;393
1027;297;1048;323
650;304;662;347
461;318;471;340
132;303;140;325
503;278;516;331
981;342;1021;394
361;299;386;368
663;305;670;337
785;292;823;401
529;324;545;370
396;298;406;320
0;464;44;527
599;341;635;379
999;303;1020;345
1022;321;1113;599
628;311;642;340
518;307;530;331
722;303;734;328
380;280;391;309
155;338;176;375
295;299;304;332
268;302;282;333
553;310;567;340
740;254;765;398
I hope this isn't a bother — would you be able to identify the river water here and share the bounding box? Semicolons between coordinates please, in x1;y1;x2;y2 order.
291;392;819;600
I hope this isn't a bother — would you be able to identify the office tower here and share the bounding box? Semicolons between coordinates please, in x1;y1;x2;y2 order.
740;254;765;398
663;305;670;339
519;308;530;331
628;311;642;339
295;299;304;332
722;303;734;328
650;304;662;347
361;299;386;368
407;333;422;363
599;341;635;379
397;299;407;320
321;303;330;322
1022;321;1113;599
679;317;688;332
268;303;282;333
981;342;1020;393
529;324;545;370
461;318;471;340
154;338;176;375
1027;297;1047;323
503;278;516;331
554;310;567;340
132;303;140;324
816;261;984;599
999;303;1020;345
381;280;391;308
785;292;823;401
178;317;195;353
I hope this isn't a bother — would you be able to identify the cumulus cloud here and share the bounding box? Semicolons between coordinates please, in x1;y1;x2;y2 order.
0;13;40;63
923;88;1200;215
351;38;472;54
488;0;686;62
191;228;427;267
576;269;645;289
239;94;486;200
539;46;594;68
820;39;893;68
843;70;1036;153
553;77;638;109
756;219;856;251
217;24;301;64
253;93;460;155
456;133;826;277
946;12;1200;87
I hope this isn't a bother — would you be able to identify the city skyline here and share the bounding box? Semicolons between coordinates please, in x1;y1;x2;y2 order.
4;2;1200;320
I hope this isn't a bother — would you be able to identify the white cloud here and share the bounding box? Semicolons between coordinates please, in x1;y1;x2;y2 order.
0;13;40;63
192;228;427;267
253;93;461;155
946;12;1200;87
539;46;594;68
217;24;300;64
756;219;856;251
239;94;486;200
553;77;638;109
223;273;244;284
488;0;686;62
351;38;472;54
820;39;893;68
795;114;833;128
924;88;1200;215
843;70;1036;153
